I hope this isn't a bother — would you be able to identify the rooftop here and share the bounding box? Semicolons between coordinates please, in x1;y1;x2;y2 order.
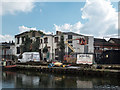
94;38;120;46
62;32;84;36
15;30;45;38
94;38;107;42
108;38;120;44
0;42;15;47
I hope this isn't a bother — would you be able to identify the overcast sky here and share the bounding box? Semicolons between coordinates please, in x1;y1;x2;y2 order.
0;0;119;42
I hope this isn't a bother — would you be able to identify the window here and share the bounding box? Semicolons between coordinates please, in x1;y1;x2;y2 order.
84;45;88;53
44;37;48;43
95;47;100;50
55;48;59;55
55;57;58;60
40;39;43;43
55;37;59;43
22;37;25;43
17;47;20;54
68;35;72;43
85;37;89;44
97;47;100;50
17;37;20;44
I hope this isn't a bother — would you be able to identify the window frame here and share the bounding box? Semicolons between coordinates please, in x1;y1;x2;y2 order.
54;37;59;43
44;37;48;43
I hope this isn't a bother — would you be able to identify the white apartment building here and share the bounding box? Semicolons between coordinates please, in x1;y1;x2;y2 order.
0;42;15;60
15;31;42;56
40;31;94;60
15;31;94;60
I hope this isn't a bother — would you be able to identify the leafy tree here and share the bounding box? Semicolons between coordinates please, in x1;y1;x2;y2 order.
58;34;65;61
43;44;48;53
12;55;18;62
32;37;40;52
19;30;45;56
20;35;32;54
42;44;48;61
38;30;45;36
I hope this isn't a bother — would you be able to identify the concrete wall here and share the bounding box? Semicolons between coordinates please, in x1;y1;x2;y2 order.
88;36;94;53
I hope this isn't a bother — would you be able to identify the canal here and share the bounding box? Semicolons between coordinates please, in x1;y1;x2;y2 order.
2;70;120;89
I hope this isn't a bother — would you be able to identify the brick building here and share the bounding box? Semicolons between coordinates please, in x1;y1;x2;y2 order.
94;38;120;60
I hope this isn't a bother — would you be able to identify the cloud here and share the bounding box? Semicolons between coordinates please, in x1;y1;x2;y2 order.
40;30;52;34
0;34;14;42
19;25;52;34
81;0;118;37
54;21;83;33
19;25;37;33
1;0;35;15
54;0;118;37
0;25;52;42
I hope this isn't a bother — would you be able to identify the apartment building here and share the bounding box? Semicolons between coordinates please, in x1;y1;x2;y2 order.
15;30;94;61
15;30;44;56
0;42;15;60
94;38;120;60
40;31;94;60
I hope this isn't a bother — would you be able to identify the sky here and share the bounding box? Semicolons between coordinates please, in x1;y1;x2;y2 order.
0;0;119;42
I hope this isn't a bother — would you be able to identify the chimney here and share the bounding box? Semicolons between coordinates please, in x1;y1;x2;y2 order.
56;31;62;35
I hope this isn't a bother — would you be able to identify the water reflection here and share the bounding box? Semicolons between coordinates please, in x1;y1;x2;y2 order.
2;70;120;89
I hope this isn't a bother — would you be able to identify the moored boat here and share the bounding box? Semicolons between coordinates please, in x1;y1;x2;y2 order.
2;60;16;70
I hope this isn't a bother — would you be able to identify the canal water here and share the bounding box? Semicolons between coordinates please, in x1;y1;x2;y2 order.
2;70;120;89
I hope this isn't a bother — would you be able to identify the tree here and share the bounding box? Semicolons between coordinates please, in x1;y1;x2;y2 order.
32;37;40;52
20;35;32;54
42;44;48;61
38;31;45;36
43;44;48;53
58;34;65;61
